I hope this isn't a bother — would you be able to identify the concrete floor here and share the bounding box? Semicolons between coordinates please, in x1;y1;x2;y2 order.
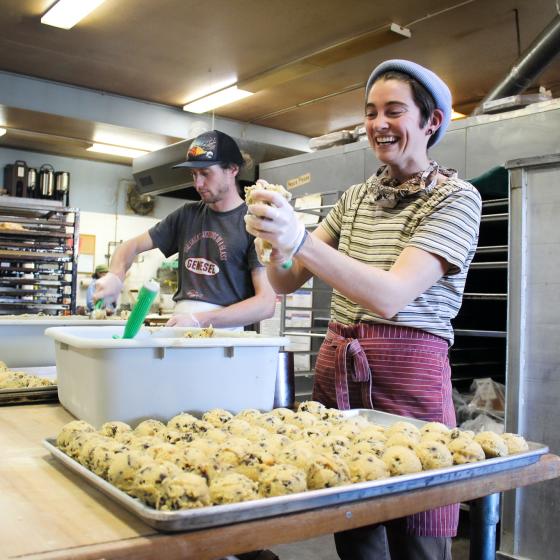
269;534;470;560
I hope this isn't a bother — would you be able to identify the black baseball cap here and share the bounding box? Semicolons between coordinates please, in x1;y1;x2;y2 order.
173;130;244;169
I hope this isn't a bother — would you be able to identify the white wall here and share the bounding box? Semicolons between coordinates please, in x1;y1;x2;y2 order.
0;147;185;307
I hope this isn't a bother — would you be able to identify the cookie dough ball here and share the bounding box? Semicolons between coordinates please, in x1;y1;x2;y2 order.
260;464;307;497
275;422;302;440
129;435;161;454
56;420;96;450
235;409;262;422
188;438;219;457
301;425;329;442
385;432;419;451
322;408;345;423
214;438;254;471
164;428;196;445
226;418;253;437
501;433;529;454
420;431;451;446
318;434;352;459
344;414;374;429
329;421;362;441
134;419;167;438
159;472;211;510
114;431;136;446
307;454;351;489
170;446;213;481
90;440;128;479
0;360;7;371
286;411;317;429
144;442;177;463
26;375;55;387
352;439;385;458
242;425;270;444
420;422;451;438
132;461;181;508
99;421;132;438
234;447;275;482
210;472;259;505
447;438;486;465
354;426;387;444
204;428;229;444
270;407;296;421
255;433;291;455
166;413;199;433
277;440;317;473
202;408;234;428
415;441;453;470
76;433;109;467
255;413;284;433
382;446;422;476
347;454;390;482
450;428;475;441
107;451;154;493
385;421;421;443
297;401;326;416
474;431;509;458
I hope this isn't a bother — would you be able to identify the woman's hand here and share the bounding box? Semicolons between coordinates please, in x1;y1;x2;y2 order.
244;189;304;265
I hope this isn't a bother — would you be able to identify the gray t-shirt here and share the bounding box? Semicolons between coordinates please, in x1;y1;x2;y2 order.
148;201;261;306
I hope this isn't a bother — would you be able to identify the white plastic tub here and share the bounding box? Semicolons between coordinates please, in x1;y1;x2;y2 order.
45;326;289;427
0;316;126;367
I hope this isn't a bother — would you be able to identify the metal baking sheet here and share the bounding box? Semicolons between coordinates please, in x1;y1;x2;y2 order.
43;409;549;533
0;366;58;405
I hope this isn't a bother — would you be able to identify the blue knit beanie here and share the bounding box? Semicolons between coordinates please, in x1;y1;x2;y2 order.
365;59;452;147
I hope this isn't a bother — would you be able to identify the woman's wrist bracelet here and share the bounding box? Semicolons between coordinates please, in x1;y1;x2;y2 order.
281;229;309;270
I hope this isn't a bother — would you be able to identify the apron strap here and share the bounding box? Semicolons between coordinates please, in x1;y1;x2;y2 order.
333;336;373;410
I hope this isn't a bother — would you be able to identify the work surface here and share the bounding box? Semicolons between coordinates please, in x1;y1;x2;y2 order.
2;404;559;560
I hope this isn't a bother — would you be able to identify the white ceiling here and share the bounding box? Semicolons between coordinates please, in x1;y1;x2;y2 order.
0;0;559;163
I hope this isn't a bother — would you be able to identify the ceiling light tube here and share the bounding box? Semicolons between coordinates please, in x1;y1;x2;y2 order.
451;110;467;120
87;143;148;158
183;86;253;114
41;0;106;30
0;128;6;137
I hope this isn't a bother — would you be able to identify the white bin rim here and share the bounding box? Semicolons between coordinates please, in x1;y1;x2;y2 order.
45;325;289;349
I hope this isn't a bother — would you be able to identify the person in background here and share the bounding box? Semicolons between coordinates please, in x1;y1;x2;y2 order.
245;59;482;559
93;130;276;329
86;264;113;312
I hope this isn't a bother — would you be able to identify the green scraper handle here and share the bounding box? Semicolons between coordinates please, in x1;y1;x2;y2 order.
120;279;160;339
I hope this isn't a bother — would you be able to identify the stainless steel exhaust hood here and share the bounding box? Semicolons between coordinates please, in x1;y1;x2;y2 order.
132;136;304;197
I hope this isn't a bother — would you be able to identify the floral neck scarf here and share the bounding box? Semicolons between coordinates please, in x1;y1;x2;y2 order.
366;160;457;208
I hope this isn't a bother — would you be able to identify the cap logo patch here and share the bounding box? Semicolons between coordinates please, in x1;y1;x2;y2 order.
187;134;218;161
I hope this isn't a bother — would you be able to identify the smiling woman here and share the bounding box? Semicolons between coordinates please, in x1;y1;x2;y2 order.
245;59;482;560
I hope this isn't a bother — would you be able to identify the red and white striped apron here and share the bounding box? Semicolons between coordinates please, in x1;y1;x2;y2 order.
313;321;459;537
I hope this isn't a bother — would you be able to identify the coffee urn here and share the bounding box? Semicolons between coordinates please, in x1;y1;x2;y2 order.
54;171;70;205
39;164;55;199
27;167;38;198
3;160;28;197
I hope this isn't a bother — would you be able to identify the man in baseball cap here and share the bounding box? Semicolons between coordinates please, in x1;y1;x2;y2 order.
94;129;275;330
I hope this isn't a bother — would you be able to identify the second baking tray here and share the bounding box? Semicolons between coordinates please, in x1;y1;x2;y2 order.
43;409;549;532
0;366;58;405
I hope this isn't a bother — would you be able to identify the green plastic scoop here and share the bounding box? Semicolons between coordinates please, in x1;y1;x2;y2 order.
115;279;160;339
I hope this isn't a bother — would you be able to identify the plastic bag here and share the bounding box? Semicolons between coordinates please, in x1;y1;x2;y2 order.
468;378;505;415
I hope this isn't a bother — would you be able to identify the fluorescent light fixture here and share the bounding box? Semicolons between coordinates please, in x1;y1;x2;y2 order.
183;86;253;114
87;143;149;158
0;128;6;137
41;0;106;30
451;110;466;120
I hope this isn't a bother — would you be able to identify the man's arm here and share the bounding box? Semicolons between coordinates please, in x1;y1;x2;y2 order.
109;232;155;281
176;267;277;328
94;232;155;303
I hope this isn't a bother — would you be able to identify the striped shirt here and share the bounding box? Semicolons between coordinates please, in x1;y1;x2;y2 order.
320;174;482;344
